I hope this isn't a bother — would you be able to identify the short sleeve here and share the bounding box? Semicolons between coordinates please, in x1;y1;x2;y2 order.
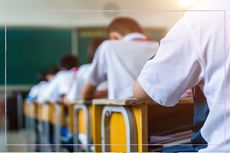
39;74;60;102
88;41;107;86
59;73;73;95
137;17;204;106
26;85;39;101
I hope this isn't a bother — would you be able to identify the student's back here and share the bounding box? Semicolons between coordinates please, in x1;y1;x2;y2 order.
67;39;107;101
39;55;78;102
187;0;230;151
27;81;47;102
89;33;158;99
135;0;230;151
67;64;91;101
83;17;159;99
27;68;58;102
41;70;77;102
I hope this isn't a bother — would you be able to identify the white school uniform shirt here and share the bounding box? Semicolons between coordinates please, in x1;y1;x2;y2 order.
138;0;230;151
67;64;108;101
38;69;77;103
36;81;51;103
26;81;48;102
88;33;159;99
66;64;91;101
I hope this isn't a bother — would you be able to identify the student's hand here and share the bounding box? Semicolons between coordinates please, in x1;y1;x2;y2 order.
133;81;156;104
93;89;108;99
82;82;97;100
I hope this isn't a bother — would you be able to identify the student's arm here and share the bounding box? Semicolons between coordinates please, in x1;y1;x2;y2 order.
133;81;153;102
82;82;108;100
82;42;107;100
93;89;108;99
134;17;204;106
82;82;97;100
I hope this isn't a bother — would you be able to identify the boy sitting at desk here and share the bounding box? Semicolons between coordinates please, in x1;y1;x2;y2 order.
66;38;108;102
37;55;79;151
82;17;159;99
26;66;59;103
38;55;78;103
133;0;230;151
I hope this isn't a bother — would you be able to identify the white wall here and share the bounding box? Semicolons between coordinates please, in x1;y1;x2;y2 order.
0;0;205;29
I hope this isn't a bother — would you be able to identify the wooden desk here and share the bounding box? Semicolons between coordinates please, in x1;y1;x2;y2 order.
48;103;64;126
23;101;36;151
92;98;193;152
23;101;36;119
36;103;50;122
92;99;148;152
67;100;93;152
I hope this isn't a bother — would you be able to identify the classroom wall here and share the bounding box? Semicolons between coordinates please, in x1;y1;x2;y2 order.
0;0;186;30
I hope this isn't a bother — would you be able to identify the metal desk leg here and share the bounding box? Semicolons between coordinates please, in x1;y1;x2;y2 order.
73;104;90;152
101;106;138;152
25;103;36;152
53;104;61;152
39;106;50;152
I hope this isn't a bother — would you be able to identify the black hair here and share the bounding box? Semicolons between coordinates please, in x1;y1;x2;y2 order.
60;55;78;70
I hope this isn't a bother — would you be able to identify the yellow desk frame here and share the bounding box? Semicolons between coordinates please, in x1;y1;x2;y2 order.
67;100;93;152
92;98;193;152
23;101;36;151
92;99;148;152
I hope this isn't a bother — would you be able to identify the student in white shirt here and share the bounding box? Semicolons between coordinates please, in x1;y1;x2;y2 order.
82;17;159;99
66;38;107;102
26;67;58;102
39;55;78;103
134;0;230;151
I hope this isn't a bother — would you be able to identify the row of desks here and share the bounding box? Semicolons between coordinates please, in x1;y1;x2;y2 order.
24;98;194;152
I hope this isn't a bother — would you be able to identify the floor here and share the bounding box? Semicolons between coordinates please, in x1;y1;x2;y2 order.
6;130;29;152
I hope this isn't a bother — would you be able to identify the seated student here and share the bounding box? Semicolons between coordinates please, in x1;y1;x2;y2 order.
82;17;159;99
26;71;47;102
66;38;108;102
26;67;58;151
134;0;230;151
39;55;78;103
37;55;78;151
26;67;58;102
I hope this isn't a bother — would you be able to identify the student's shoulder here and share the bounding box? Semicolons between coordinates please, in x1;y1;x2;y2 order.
54;71;63;78
52;70;69;80
99;40;122;49
94;40;117;55
78;64;91;74
79;64;91;70
56;70;69;75
184;1;224;29
30;84;40;91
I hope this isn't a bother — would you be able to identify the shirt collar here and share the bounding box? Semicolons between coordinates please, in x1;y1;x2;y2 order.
122;33;146;41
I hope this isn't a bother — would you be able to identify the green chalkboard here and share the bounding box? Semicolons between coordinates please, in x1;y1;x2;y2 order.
0;28;71;85
0;27;165;86
0;30;5;86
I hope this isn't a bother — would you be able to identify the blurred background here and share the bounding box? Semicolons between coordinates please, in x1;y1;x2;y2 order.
0;0;205;151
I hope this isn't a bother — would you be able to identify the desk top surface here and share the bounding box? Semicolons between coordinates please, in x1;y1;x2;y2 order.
24;97;193;106
92;97;193;106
